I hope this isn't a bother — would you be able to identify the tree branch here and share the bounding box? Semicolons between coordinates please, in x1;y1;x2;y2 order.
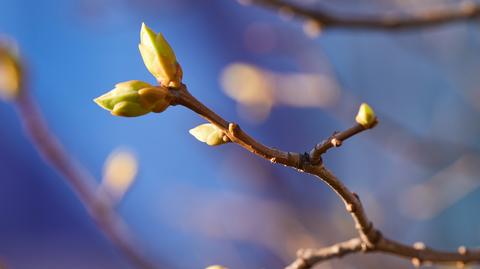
13;91;165;269
247;0;480;30
309;121;377;164
168;85;480;268
286;238;363;269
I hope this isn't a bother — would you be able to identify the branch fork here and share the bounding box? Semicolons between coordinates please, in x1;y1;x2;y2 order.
167;84;480;269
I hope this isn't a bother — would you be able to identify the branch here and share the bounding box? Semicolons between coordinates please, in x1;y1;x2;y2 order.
167;85;480;268
286;238;364;269
309;120;377;164
247;0;480;30
13;91;165;269
173;86;302;168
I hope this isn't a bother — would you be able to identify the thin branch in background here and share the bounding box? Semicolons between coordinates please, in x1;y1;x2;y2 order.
246;0;480;30
13;90;164;269
165;84;480;268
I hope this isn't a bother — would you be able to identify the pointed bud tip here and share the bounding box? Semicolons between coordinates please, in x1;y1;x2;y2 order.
138;23;182;88
93;96;107;110
355;102;376;128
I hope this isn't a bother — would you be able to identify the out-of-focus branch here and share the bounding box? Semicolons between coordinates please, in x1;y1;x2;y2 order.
246;0;480;30
167;84;480;268
13;91;162;269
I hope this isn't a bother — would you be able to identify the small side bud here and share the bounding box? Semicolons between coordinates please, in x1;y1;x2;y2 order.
94;80;171;117
189;123;229;146
355;102;376;128
0;41;22;100
139;23;182;88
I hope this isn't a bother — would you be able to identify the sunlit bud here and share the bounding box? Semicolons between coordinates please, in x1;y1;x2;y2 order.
139;23;182;88
0;42;21;100
205;266;228;269
355;102;376;128
100;149;138;203
189;123;229;146
94;80;171;117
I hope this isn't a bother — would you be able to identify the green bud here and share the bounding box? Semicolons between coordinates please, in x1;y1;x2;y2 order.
0;42;22;100
355;103;376;128
189;123;229;146
139;23;182;88
94;80;171;117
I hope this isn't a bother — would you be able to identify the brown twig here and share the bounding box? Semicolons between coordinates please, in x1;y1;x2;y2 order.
13;91;163;269
247;0;480;30
309;121;377;164
286;238;364;269
167;85;480;268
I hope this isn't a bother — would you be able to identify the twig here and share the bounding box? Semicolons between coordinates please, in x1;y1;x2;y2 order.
309;121;377;164
286;237;480;269
14;91;163;269
167;84;480;268
247;0;480;30
286;238;363;269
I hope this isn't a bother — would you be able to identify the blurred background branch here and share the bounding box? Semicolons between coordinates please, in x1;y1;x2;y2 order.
0;43;165;269
247;0;480;30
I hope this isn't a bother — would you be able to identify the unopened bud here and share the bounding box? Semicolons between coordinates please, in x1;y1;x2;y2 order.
94;80;171;117
189;123;229;146
139;23;182;88
355;103;376;128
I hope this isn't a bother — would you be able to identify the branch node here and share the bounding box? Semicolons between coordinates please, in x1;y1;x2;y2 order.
352;192;360;201
458;245;468;255
299;152;311;168
413;242;426;250
360;242;369;252
222;134;231;143
411;257;422;268
228;122;240;137
346;203;355;212
331;137;342;147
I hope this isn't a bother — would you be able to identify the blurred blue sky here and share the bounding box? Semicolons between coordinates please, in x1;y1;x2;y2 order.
1;0;480;268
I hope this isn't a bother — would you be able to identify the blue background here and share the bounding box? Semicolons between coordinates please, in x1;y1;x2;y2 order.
1;0;480;268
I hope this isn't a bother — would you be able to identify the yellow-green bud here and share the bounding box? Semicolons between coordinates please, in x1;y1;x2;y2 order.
355;103;376;128
94;80;171;117
0;42;22;100
189;123;229;146
139;23;182;88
